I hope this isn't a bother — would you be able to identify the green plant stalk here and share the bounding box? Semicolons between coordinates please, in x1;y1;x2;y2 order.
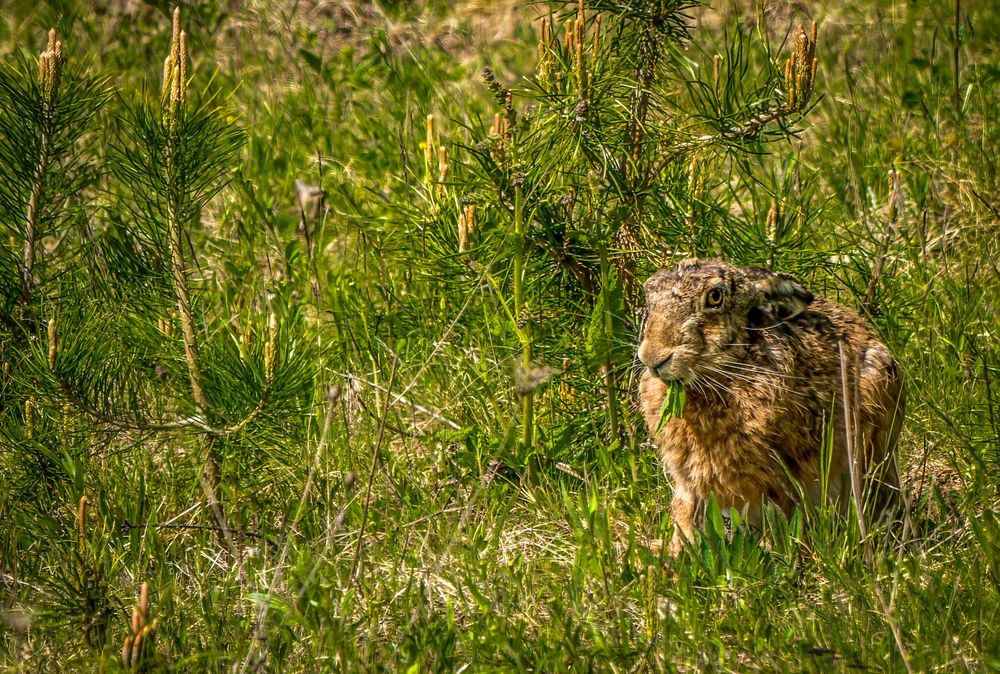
598;244;620;440
514;182;533;448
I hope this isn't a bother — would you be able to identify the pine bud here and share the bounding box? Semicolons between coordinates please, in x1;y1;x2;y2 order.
573;0;591;99
38;29;66;106
887;168;902;223
264;313;277;381
437;145;448;183
537;18;552;86
139;582;150;620
131;630;144;666
77;495;88;554
162;8;189;123
24;397;36;438
766;200;780;244
784;22;818;112
458;204;475;253
47;317;57;369
424;114;435;182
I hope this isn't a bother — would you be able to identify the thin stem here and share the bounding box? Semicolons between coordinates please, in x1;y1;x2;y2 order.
167;157;209;413
122;521;277;547
514;182;534;448
953;0;961;117
599;243;620;440
350;354;399;586
22;102;53;306
840;343;913;674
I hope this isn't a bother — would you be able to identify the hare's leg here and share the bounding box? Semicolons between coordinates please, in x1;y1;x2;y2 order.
668;485;698;556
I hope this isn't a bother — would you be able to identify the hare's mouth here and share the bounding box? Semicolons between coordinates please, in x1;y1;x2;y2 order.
650;355;695;384
650;354;673;379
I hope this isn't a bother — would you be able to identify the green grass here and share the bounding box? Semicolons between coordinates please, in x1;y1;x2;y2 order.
2;0;999;671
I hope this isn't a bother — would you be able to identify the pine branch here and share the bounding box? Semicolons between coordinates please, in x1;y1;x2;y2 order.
47;315;276;438
162;9;210;415
21;31;65;306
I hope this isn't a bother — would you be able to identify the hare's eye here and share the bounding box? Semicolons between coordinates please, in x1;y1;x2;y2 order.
705;287;724;308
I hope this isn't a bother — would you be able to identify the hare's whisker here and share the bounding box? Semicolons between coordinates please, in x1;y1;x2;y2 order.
698;372;737;399
710;365;811;413
704;365;808;411
714;366;799;395
689;375;717;402
717;359;809;382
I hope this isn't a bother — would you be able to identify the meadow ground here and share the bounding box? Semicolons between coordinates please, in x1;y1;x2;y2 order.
1;0;999;671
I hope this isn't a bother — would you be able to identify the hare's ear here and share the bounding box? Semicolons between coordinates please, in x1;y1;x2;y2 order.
750;271;813;322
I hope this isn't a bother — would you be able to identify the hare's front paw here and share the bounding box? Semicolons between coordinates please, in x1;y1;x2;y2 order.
668;490;697;557
644;533;686;558
666;531;686;558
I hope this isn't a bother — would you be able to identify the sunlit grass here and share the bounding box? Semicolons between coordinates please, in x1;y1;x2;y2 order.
1;1;999;671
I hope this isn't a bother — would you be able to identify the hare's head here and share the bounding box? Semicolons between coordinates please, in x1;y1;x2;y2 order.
637;259;813;383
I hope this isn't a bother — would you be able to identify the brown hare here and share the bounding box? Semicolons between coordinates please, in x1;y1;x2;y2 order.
637;259;904;556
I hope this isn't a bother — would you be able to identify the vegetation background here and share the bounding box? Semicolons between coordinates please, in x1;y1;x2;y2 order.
1;0;998;670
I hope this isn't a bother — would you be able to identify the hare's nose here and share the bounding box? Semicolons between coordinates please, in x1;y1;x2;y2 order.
639;341;673;373
650;353;673;376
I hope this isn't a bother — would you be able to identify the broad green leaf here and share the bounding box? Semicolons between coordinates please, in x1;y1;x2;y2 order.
655;381;685;433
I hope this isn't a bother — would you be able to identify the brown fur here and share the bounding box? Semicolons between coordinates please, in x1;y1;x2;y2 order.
637;259;904;555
